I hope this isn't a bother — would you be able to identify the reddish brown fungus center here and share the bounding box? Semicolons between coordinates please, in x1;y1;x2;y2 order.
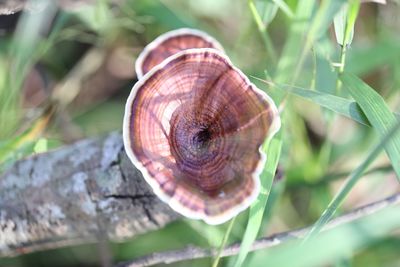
193;127;212;150
168;105;230;192
170;114;219;163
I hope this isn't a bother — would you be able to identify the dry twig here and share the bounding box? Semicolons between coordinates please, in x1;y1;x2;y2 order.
115;191;400;267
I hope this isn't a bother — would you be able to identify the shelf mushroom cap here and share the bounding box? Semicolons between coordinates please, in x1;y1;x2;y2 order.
124;48;281;225
135;28;224;79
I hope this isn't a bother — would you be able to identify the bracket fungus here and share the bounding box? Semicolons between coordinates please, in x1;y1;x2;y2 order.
135;28;224;79
124;48;280;225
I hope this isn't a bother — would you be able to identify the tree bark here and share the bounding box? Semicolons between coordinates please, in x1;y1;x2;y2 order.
0;132;179;257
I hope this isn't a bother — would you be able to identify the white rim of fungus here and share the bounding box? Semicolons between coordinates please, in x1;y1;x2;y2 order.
135;28;225;79
124;48;281;225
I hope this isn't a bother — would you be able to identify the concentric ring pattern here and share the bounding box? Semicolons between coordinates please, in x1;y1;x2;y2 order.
135;28;224;79
124;48;280;224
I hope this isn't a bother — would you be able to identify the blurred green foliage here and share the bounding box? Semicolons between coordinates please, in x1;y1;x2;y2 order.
1;0;400;267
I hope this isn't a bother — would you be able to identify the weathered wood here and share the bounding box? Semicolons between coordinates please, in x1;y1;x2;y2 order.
0;132;179;257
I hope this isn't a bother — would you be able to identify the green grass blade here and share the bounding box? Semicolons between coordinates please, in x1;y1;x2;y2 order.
341;72;400;180
233;134;282;267
271;0;294;18
249;204;400;267
274;0;314;86
343;0;360;45
333;4;347;45
311;0;347;41
255;77;400;127
334;0;360;93
212;217;236;267
304;120;400;240
249;0;266;31
292;0;346;82
248;0;278;66
10;0;57;76
0;1;58;139
260;0;278;25
334;0;360;46
283;85;369;125
253;77;371;126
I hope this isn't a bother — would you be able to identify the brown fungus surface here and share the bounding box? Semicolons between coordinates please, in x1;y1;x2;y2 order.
124;48;280;224
135;28;224;79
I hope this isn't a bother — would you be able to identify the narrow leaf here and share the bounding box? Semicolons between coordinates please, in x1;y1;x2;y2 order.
271;0;294;18
274;0;315;86
305;119;400;240
334;0;360;46
312;0;347;40
290;0;346;84
249;0;267;32
254;77;400;126
257;0;278;25
249;205;400;267
341;72;400;180
333;4;350;45
345;0;361;44
233;134;282;267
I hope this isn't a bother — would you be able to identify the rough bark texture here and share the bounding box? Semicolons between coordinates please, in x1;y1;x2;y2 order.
0;132;179;257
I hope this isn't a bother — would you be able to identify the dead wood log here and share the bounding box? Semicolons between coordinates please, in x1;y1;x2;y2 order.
0;132;179;257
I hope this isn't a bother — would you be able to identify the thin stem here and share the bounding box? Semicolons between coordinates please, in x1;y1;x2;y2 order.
335;0;356;95
335;43;348;94
287;164;392;189
248;0;277;65
338;44;347;75
261;32;277;66
310;48;317;90
211;216;236;267
115;191;400;267
292;0;328;83
303;121;400;241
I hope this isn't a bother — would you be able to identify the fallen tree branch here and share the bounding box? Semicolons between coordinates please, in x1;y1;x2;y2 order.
0;132;179;257
115;191;400;267
2;131;399;263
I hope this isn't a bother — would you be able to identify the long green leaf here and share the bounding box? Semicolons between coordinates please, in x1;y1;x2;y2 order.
255;77;400;126
283;84;369;125
233;133;282;267
341;72;400;180
343;0;360;45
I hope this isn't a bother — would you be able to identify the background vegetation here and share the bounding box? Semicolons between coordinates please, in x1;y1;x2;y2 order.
1;0;400;266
